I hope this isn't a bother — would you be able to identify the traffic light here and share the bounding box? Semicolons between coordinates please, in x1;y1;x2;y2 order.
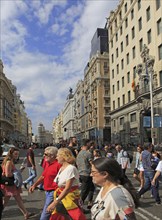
64;128;67;132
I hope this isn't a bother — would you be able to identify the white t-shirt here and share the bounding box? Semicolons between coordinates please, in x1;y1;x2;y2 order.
156;160;162;172
54;164;79;187
91;185;135;220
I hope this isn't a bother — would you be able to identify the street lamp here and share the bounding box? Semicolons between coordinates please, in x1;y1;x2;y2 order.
140;44;155;145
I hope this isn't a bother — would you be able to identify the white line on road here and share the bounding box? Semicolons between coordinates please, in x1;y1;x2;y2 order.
136;207;161;220
135;211;150;220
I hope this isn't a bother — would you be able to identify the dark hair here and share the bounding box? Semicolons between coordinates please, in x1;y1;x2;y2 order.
92;158;139;208
82;139;90;147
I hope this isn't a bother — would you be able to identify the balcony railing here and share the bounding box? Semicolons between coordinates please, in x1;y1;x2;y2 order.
135;85;150;99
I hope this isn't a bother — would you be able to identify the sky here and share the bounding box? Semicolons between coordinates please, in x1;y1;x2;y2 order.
0;0;118;134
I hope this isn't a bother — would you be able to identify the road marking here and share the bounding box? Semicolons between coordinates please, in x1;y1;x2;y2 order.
135;211;150;220
136;207;161;220
21;191;28;196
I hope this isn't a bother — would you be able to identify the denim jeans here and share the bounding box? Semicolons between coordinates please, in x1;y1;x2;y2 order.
138;170;161;203
40;191;54;220
25;167;37;186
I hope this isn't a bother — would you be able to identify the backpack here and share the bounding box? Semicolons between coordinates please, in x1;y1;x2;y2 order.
122;150;133;164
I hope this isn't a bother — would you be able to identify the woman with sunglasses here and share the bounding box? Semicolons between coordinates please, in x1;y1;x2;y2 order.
47;148;86;220
91;158;139;220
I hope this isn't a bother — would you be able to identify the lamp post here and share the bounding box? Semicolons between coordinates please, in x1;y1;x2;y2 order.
140;45;155;145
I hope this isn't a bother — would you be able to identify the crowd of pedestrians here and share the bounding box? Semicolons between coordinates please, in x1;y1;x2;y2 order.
0;139;162;219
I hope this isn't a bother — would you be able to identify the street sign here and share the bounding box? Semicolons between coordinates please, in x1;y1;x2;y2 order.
151;128;157;138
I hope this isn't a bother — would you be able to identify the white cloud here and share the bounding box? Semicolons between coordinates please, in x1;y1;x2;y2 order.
1;0;119;134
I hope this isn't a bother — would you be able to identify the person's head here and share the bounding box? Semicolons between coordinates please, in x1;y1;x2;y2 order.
69;137;77;147
57;148;75;165
91;158;122;186
143;142;152;152
44;146;58;162
115;144;122;152
93;149;102;158
81;139;91;150
136;145;143;153
2;147;19;165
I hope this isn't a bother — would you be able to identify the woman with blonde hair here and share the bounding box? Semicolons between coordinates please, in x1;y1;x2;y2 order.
1;147;34;219
47;148;86;220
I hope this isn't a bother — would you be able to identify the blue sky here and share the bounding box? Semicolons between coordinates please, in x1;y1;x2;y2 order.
1;0;118;134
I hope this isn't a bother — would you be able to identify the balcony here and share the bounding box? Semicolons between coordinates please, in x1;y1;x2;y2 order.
135;85;150;101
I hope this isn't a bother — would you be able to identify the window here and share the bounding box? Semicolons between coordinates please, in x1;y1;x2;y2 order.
112;69;114;79
160;71;162;86
110;26;113;35
138;17;142;31
127;72;130;83
116;48;119;58
132;26;135;39
130;113;136;122
115;19;117;27
158;44;162;60
139;38;143;52
120;26;123;35
104;62;108;68
117;64;119;74
146;6;151;21
112;85;115;94
113;119;116;127
133;66;136;78
132;46;136;59
131;9;134;20
118;97;120;108
119;11;122;20
128;91;131;102
125;18;128;28
111;40;113;48
126;53;129;64
147;29;151;44
120;117;124;125
138;0;141;10
156;0;161;10
113;101;115;110
112;54;114;63
125;2;127;13
121;41;123;52
122;77;124;87
121;59;124;69
117;81;120;91
122;94;125;105
157;18;162;35
116;33;118;42
126;34;129;46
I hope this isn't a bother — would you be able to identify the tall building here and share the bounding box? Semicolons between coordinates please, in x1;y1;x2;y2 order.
73;28;111;145
0;60;14;141
108;0;162;145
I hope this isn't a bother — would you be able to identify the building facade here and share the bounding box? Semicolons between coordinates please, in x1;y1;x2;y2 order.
108;0;162;145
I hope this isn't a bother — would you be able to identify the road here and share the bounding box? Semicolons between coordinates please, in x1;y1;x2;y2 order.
1;148;162;220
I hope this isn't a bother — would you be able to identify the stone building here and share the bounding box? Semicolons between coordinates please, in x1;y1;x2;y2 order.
108;0;162;145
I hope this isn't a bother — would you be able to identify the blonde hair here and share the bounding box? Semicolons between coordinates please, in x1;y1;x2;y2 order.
58;148;75;164
2;147;19;166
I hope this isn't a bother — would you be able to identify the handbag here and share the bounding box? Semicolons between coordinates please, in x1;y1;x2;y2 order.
1;175;14;186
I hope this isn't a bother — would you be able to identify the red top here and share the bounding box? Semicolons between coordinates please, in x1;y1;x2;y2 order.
42;159;61;191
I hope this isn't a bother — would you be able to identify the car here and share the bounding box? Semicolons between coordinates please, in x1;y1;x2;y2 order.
1;144;19;162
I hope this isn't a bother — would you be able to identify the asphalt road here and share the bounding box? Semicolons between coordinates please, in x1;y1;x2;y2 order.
1;149;162;220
